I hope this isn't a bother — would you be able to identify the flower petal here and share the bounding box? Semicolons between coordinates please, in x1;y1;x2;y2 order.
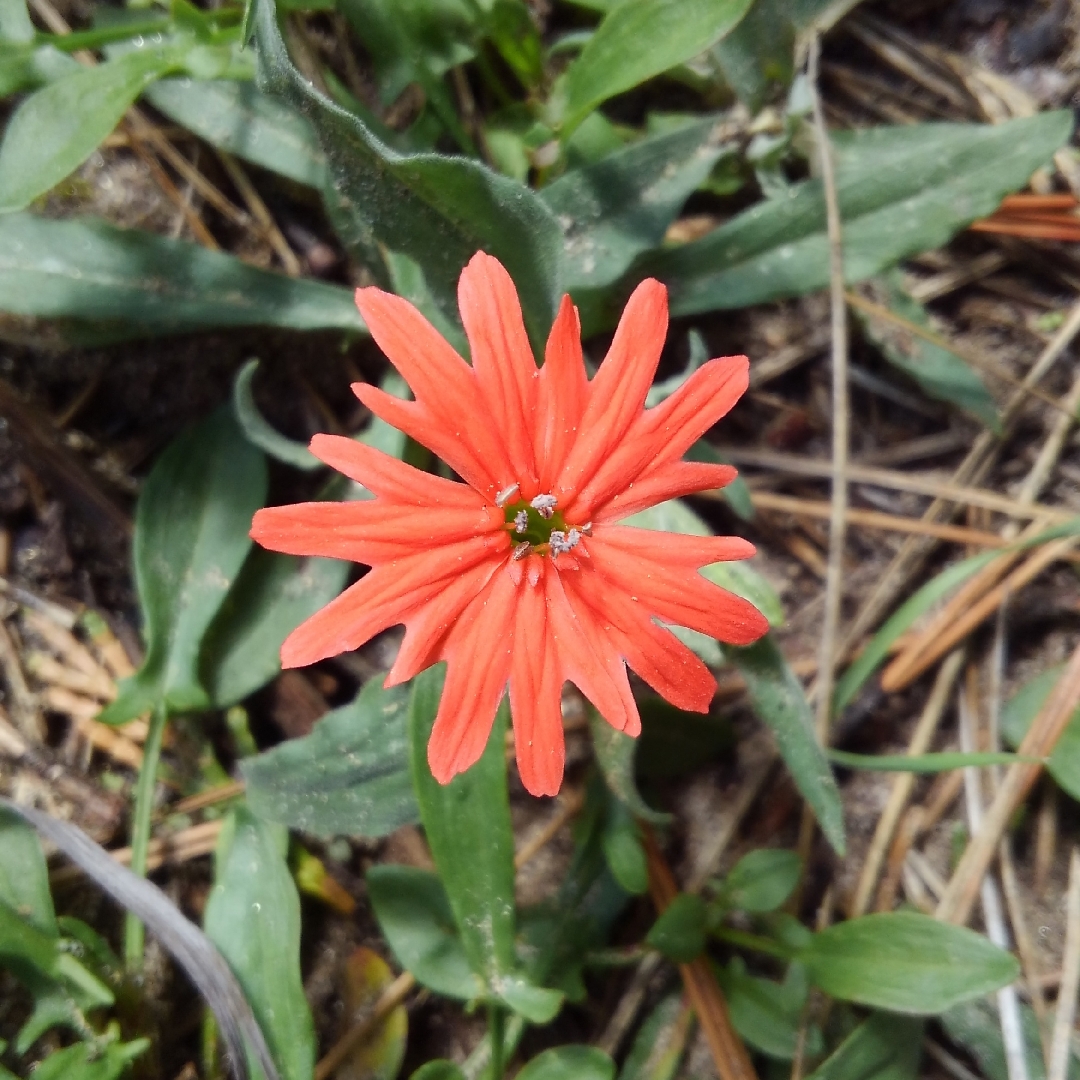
458;252;539;494
309;435;487;509
279;536;505;667
588;524;754;567
535;294;588;490
427;569;517;783
590;553;769;647
557;279;668;509
354;287;514;494
571;356;747;519
352;384;502;496
549;569;641;736
386;561;499;686
593;461;737;522
509;580;565;796
575;575;716;713
251;500;502;564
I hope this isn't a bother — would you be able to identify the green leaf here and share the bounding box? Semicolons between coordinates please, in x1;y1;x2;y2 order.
519;779;629;1002
558;0;754;132
241;678;417;837
0;807;57;936
941;997;1070;1080
27;1039;151;1080
0;0;33;43
618;993;688;1080
646;894;707;962
588;706;672;825
657;112;1074;316
516;1046;616;1080
829;749;1032;773
253;0;562;341
857;271;1000;431
0;899;114;1049
204;807;315;1080
409;667;562;1022
202;550;349;709
539;117;735;296
0;213;365;337
0;48;183;212
718;959;817;1061
834;518;1080;712
143;79;327;188
710;0;795;111
724;637;845;855
1002;664;1080;802
805;1012;924;1080
719;848;801;913
601;797;648;895
367;865;481;1001
233;359;322;471
799;912;1019;1014
101;409;266;723
411;1064;468;1080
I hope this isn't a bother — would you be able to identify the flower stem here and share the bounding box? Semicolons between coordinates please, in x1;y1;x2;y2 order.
710;925;794;962
124;702;168;970
487;1003;505;1080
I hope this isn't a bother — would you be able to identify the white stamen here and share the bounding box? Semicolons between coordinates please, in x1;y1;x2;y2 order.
531;493;557;519
495;483;519;507
549;529;581;556
514;510;528;533
579;522;593;536
512;541;532;561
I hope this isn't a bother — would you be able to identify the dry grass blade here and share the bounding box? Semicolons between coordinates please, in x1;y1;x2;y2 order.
881;534;1080;692
1048;848;1080;1080
742;491;1021;550
643;829;758;1080
808;32;849;752
848;650;963;918
936;639;1080;925
725;449;1076;523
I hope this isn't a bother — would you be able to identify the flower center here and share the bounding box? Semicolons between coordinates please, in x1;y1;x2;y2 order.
500;492;586;558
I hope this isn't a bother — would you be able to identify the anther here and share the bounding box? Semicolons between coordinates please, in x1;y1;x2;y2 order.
531;493;557;519
549;530;580;555
512;541;532;561
579;522;592;536
495;483;519;507
514;509;528;533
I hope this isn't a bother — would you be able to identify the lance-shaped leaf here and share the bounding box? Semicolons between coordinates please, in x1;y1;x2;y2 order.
241;678;417;837
557;0;754;133
408;667;562;1023
723;637;845;855
656;112;1073;316
0;47;184;212
805;1011;924;1080
144;78;326;189
856;271;1000;431
101;409;267;723
367;865;481;1000
0;808;56;936
0;213;365;337
204;808;315;1080
252;0;561;340
539;117;736;299
799;912;1019;1014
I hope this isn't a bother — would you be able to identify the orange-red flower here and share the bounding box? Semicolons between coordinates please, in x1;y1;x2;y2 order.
250;253;768;796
